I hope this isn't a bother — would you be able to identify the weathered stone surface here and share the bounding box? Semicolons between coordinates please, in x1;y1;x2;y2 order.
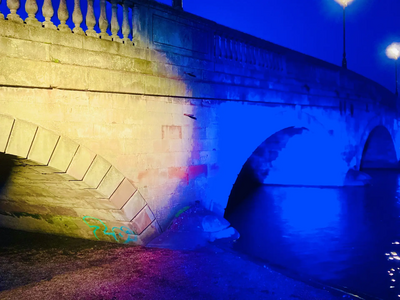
28;128;60;165
83;155;112;188
0;115;14;152
49;137;79;172
121;190;146;221
67;146;96;180
96;167;124;198
6;119;38;158
130;205;155;235
0;0;398;247
109;178;137;209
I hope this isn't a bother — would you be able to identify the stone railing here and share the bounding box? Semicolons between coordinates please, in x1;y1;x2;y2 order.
214;33;285;71
0;0;144;44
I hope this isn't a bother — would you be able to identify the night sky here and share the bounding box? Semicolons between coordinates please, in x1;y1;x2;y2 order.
161;0;400;93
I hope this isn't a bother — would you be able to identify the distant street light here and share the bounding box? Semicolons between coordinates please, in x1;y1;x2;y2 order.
334;0;355;69
386;43;400;96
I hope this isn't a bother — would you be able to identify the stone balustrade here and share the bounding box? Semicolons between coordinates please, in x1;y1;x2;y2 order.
214;34;285;72
0;0;394;108
0;0;142;44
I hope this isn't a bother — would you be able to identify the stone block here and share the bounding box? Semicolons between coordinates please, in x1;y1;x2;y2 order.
130;205;155;235
48;136;79;172
136;220;162;246
87;68;145;94
0;36;49;61
83;155;112;189
0;114;14;152
67;146;96;180
121;190;146;221
6;119;38;158
50;63;88;90
0;57;50;87
28;127;60;165
96;167;124;198
110;210;129;221
109;178;137;209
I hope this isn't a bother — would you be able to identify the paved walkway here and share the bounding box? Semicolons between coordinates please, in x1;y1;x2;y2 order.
0;228;355;300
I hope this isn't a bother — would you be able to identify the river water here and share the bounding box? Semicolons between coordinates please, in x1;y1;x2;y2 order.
226;170;400;300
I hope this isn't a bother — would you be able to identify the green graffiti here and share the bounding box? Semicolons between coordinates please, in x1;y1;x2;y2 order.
83;216;138;244
175;206;190;217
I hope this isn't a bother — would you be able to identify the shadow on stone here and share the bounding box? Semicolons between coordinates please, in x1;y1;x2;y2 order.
0;153;15;195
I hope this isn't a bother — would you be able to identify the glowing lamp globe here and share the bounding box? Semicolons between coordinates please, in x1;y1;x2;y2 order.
334;0;355;7
386;43;400;60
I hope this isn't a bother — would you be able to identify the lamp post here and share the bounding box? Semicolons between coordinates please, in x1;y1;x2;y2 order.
386;43;400;97
334;0;355;69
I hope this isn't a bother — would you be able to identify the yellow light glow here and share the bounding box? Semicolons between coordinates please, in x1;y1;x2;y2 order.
386;43;400;60
334;0;355;7
391;252;398;255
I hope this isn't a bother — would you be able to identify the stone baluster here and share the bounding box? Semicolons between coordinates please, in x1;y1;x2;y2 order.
231;40;237;61
255;47;262;66
277;56;283;71
235;41;240;62
265;52;271;69
220;36;226;59
239;42;245;63
42;0;56;29
85;0;97;37
72;0;84;34
6;0;23;23
243;44;249;64
271;53;277;69
110;0;121;42
121;2;130;43
235;40;241;61
58;0;70;31
25;0;41;26
253;47;258;66
246;45;253;64
131;4;140;45
99;0;111;40
214;35;220;57
250;46;255;64
172;0;183;10
255;48;260;65
260;50;266;67
225;38;232;60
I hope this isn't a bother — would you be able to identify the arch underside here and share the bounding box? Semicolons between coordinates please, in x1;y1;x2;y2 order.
225;126;348;214
0;115;161;245
361;126;398;169
244;127;346;186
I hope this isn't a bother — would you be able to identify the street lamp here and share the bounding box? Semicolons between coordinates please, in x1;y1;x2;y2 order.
386;42;400;96
334;0;355;69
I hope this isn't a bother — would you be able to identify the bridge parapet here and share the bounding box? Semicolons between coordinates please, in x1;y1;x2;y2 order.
0;0;396;109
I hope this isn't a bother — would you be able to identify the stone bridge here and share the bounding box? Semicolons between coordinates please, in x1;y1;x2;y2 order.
0;0;398;245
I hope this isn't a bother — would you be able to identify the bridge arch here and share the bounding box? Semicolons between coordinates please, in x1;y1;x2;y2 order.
0;114;160;244
206;104;349;215
357;117;399;170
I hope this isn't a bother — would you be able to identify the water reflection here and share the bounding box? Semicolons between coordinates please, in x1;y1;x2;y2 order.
226;170;400;299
